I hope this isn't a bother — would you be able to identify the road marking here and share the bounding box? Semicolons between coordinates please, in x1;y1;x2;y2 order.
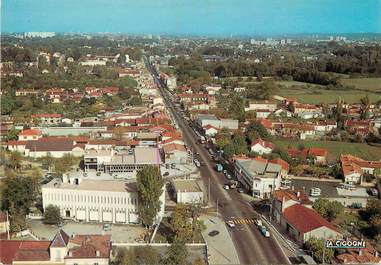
230;218;256;225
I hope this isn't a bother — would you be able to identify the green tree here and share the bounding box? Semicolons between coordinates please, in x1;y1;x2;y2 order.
163;239;189;265
54;154;76;175
136;166;164;228
6;128;20;141
313;198;344;221
134;246;161;265
43;205;62;225
305;237;334;264
9;151;23;171
115;248;136;265
223;144;235;159
170;203;193;242
3;175;36;211
247;121;271;140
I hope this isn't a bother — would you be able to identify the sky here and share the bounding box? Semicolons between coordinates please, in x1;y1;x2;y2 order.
2;0;381;35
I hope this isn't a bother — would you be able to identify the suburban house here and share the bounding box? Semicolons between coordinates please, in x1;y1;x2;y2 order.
272;189;341;245
171;179;204;204
245;100;277;112
288;147;329;165
341;154;381;184
17;129;42;141
0;230;111;265
250;138;275;155
234;156;288;198
203;125;219;137
31;114;63;126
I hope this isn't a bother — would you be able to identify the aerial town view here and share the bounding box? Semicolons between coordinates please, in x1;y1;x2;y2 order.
0;1;381;265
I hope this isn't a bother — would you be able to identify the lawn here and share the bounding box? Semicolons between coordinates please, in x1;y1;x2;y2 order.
339;78;381;92
274;139;381;161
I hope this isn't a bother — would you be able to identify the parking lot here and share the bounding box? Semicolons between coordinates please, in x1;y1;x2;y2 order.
27;219;147;242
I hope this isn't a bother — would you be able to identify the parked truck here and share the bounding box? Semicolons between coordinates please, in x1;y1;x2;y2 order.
216;163;223;172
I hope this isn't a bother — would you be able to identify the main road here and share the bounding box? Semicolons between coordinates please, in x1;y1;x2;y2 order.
145;58;290;265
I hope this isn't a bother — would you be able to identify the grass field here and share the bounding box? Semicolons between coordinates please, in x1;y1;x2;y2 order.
340;78;381;92
275;82;381;104
274;139;381;161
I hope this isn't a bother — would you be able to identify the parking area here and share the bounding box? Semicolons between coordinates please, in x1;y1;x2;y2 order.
27;219;147;242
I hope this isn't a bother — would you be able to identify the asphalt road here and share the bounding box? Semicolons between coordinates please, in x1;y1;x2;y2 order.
146;59;290;265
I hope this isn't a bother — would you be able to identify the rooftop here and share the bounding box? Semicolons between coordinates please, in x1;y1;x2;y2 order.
172;180;202;193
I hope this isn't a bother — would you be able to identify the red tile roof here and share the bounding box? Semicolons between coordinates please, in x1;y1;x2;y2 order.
273;189;311;205
283;204;339;234
31;114;62;118
18;129;42;136
0;240;51;264
251;138;275;150
67;235;111;259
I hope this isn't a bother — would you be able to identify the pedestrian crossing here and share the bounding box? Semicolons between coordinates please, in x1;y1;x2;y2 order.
230;218;256;225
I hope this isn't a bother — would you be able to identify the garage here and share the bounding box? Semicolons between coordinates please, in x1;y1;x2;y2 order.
89;210;99;221
129;212;139;224
102;211;112;222
115;212;126;223
77;209;86;220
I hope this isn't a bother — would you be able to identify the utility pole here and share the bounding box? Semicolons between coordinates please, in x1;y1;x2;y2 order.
216;198;219;217
208;176;211;203
6;210;10;240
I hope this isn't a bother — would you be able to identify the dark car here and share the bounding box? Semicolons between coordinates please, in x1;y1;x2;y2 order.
208;230;220;237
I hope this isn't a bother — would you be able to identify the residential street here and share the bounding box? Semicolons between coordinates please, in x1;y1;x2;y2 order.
147;59;290;265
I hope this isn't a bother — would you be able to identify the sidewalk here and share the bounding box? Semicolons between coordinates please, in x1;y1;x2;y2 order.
200;215;240;265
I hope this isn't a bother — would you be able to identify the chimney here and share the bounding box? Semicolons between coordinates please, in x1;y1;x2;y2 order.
291;186;294;191
359;250;363;256
296;191;300;199
68;251;73;257
375;251;379;258
71;233;75;238
96;250;100;257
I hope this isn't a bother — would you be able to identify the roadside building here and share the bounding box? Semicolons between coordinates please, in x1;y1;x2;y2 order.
163;143;188;164
42;175;165;224
84;147;162;176
171;179;204;204
341;154;381;184
234;157;288;198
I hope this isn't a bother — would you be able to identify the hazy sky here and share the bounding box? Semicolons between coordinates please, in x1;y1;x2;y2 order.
2;0;381;35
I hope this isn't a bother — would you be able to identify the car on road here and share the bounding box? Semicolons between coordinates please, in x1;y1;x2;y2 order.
254;219;262;227
208;230;220;237
226;220;236;228
310;187;321;197
237;188;245;193
223;184;230;190
223;169;227;175
226;174;232;180
259;225;270;238
194;159;201;167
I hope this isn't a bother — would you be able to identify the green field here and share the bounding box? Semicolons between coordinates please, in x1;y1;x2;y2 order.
274;139;381;161
275;81;381;104
340;78;381;92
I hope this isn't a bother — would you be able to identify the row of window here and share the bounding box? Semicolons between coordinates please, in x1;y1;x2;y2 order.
45;192;138;205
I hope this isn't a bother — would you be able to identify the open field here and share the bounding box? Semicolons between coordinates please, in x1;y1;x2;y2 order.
340;78;381;92
274;139;381;161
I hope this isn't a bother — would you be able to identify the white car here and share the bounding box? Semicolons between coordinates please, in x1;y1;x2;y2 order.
224;184;230;190
226;220;236;228
194;159;201;167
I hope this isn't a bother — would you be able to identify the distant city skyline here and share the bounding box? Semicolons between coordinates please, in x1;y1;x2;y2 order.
2;0;381;35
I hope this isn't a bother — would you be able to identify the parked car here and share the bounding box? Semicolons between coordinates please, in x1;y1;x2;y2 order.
310;188;321;197
223;184;230;190
208;230;219;237
226;220;236;228
237;188;244;193
194;159;201;167
368;188;378;196
103;223;111;231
